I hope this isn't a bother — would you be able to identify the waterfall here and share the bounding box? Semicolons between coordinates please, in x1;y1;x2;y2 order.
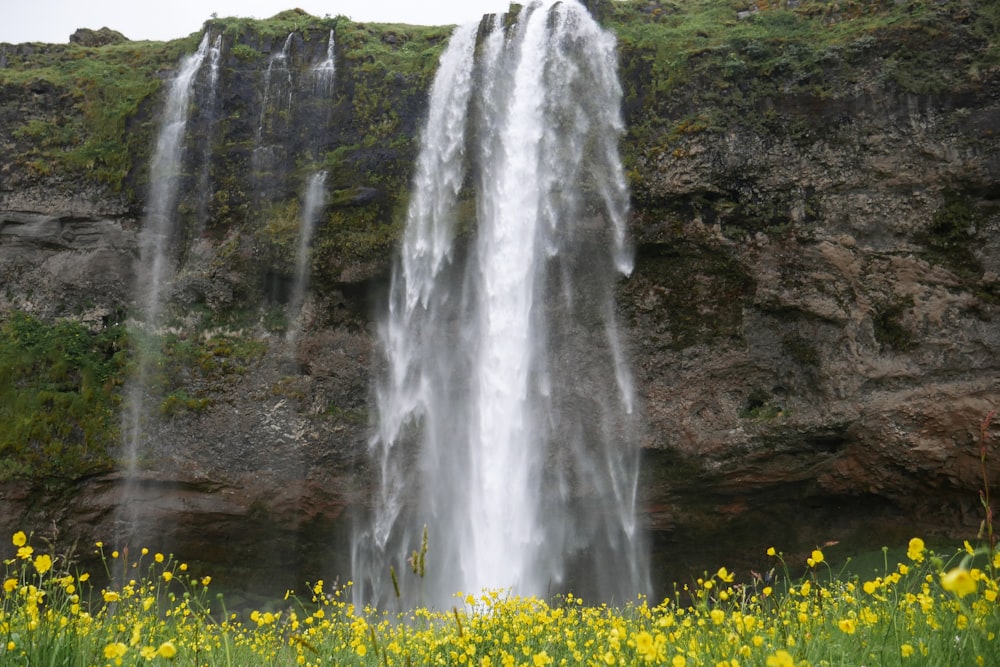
195;34;223;234
354;0;648;609
286;171;327;347
252;33;295;190
119;34;210;539
312;29;336;96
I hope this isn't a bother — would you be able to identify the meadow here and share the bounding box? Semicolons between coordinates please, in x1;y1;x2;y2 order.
2;530;998;666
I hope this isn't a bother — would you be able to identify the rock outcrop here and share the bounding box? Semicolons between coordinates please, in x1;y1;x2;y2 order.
1;0;999;596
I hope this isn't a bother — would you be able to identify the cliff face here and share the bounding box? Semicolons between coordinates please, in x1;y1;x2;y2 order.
1;0;999;594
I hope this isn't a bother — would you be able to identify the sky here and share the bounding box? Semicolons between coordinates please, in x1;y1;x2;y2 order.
0;0;514;44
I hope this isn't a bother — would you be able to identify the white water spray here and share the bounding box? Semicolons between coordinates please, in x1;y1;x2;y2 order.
120;34;210;538
286;171;327;346
312;30;336;95
354;1;648;608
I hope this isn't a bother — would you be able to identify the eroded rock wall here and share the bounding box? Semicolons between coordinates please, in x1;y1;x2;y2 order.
1;3;999;595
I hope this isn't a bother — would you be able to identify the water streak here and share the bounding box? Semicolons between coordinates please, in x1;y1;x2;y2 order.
195;34;223;234
286;171;327;347
354;1;648;609
312;30;336;95
119;33;210;541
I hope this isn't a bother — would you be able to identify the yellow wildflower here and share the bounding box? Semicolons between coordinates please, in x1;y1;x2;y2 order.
162;571;173;582
811;549;825;565
671;655;686;667
16;545;33;560
12;531;26;547
838;618;856;634
3;578;16;593
201;576;211;586
901;643;914;658
33;554;52;575
103;590;120;603
154;553;164;563
907;537;925;562
157;641;177;659
532;651;553;666
103;642;127;659
716;567;735;583
941;568;977;597
710;609;726;625
766;650;795;667
767;547;777;556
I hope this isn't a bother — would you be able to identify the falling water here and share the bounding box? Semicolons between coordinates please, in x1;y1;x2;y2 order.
312;30;336;95
252;33;295;185
354;0;648;609
195;34;223;234
119;34;210;538
286;171;327;346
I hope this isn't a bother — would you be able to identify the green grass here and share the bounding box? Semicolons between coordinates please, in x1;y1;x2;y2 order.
0;313;125;479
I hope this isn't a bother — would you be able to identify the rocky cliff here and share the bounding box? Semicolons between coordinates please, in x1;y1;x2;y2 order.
1;0;999;596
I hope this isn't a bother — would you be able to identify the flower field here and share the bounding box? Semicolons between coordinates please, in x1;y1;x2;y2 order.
2;532;999;666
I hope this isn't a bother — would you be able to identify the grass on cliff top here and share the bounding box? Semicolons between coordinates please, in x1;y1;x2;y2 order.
0;36;199;189
2;531;999;666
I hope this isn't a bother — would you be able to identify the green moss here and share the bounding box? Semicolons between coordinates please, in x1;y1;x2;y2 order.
0;313;126;479
0;37;197;192
872;297;916;352
632;242;754;350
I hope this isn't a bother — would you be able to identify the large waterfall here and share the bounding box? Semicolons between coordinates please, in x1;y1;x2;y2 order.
354;0;648;608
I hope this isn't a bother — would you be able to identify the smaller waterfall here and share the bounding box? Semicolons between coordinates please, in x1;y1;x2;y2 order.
252;33;295;187
312;30;336;96
119;33;210;542
286;171;327;347
195;34;223;234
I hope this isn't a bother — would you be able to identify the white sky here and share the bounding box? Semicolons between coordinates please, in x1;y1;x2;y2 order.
0;1;514;44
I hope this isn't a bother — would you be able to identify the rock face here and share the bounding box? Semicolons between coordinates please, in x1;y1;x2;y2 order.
1;2;999;596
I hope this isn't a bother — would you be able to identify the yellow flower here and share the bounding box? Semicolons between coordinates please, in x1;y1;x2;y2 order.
33;554;52;574
532;651;553;666
811;549;825;565
716;567;735;583
964;540;975;556
838;618;857;634
863;580;878;595
941;568;977;597
766;650;795;667
140;646;157;660
103;590;120;603
12;531;26;547
635;631;656;662
907;537;925;562
671;656;686;667
162;571;173;582
201;576;211;586
157;641;177;659
16;545;33;560
901;643;914;658
3;578;16;593
767;547;777;557
710;609;726;625
356;644;367;657
103;642;127;659
154;553;164;563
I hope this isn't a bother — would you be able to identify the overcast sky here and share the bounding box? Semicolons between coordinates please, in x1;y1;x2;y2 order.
1;0;514;44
